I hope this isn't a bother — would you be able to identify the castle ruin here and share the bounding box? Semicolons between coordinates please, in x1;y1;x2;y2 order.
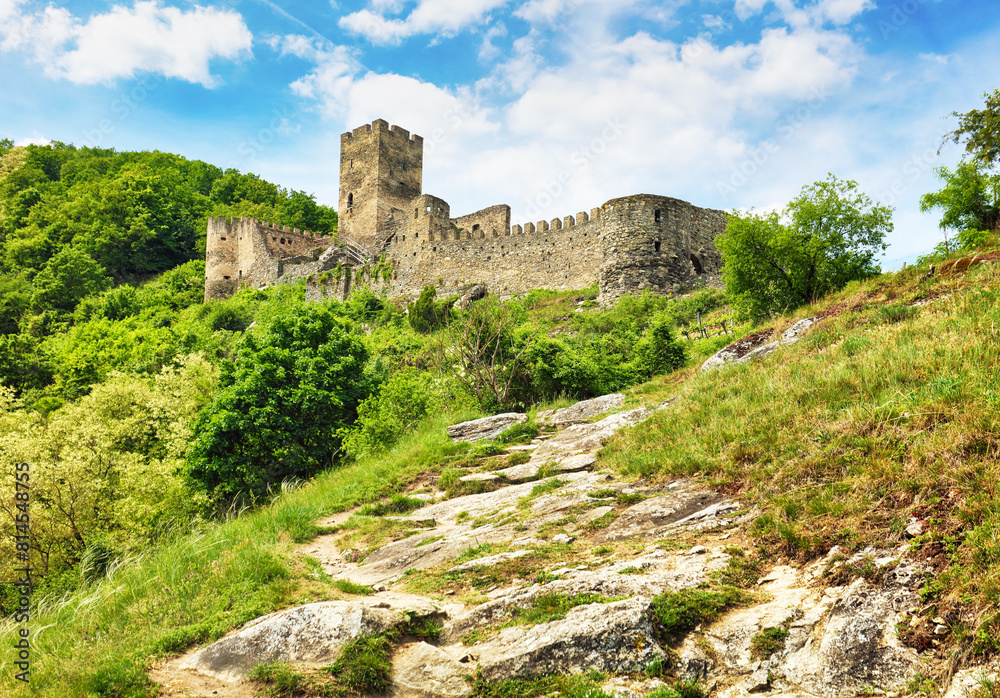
205;119;727;305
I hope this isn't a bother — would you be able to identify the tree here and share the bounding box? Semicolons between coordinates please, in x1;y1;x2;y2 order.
186;304;370;502
945;88;1000;165
718;175;892;322
31;246;111;313
919;162;1000;234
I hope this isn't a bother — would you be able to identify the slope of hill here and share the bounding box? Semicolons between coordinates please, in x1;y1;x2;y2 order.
2;251;999;697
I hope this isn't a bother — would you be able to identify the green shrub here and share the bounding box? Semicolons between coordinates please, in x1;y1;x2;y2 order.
83;658;157;698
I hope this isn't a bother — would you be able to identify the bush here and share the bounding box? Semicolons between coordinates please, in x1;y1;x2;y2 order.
186;304;370;503
342;368;441;459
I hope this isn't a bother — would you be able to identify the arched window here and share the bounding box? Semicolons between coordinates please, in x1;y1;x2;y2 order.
654;240;661;252
691;254;703;275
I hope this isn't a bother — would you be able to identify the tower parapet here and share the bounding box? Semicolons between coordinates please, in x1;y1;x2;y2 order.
339;119;424;253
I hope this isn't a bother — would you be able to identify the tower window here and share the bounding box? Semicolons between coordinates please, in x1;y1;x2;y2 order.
654;209;661;223
655;240;661;252
691;254;704;275
220;236;227;241
472;224;480;232
414;208;419;219
348;193;354;208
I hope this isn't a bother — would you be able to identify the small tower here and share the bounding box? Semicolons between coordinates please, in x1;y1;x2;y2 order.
339;119;424;252
204;216;238;300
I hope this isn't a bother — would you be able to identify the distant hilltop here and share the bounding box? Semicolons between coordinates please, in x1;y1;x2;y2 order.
205;118;726;304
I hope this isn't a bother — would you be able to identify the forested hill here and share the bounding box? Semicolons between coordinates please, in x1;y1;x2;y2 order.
0;139;338;397
0;137;337;292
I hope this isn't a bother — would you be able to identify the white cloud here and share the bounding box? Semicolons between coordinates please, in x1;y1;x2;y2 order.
0;1;252;86
340;0;511;44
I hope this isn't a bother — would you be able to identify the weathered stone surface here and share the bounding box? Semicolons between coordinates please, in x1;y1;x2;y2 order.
490;452;597;483
391;642;472;698
474;598;666;680
453;284;488;311
693;555;926;698
537;394;625;427
447;413;527;442
596;484;735;542
178;595;440;682
443;549;730;644
533;408;649;457
702;318;818;371
942;665;1000;698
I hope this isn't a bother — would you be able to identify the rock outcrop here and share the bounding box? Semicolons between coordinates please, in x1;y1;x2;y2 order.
162;386;993;698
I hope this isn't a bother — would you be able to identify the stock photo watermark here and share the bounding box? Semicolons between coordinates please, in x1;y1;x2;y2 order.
519;117;625;221
717;86;829;198
83;75;164;147
237;106;301;161
876;0;933;39
12;462;31;684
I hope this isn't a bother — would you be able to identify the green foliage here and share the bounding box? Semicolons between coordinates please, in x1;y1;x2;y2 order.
326;632;394;693
920;162;1000;233
31;246;112;314
342;367;442;459
649;587;751;640
509;593;617;626
82;658;158;698
186;303;370;503
409;285;452;333
0;356;217;576
358;494;427;516
749;622;791;659
946;88;1000;166
718;174;892;321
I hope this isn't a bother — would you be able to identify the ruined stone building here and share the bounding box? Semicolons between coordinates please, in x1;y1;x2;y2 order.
205;119;727;304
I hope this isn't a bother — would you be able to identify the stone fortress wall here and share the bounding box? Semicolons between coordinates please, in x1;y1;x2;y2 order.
205;119;727;304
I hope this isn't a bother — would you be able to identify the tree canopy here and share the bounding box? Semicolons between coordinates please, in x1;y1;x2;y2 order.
718;175;892;321
920;162;1000;234
946;88;1000;165
185;303;371;502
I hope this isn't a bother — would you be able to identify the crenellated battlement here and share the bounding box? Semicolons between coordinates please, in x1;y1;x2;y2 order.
341;118;424;146
208;119;727;305
510;206;601;237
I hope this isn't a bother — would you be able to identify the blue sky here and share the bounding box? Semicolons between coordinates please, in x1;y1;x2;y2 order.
1;0;997;267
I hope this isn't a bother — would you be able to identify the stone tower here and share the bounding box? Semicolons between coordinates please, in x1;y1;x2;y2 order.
338;118;424;252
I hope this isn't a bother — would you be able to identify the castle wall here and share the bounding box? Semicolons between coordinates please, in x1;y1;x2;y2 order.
383;207;604;298
451;204;511;239
203;216;334;301
598;195;726;306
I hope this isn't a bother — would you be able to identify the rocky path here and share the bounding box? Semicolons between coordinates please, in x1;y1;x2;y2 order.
155;390;998;697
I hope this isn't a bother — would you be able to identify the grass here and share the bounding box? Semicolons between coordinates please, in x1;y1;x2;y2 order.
331;579;375;596
749;620;792;659
0;411;470;697
507;593;620;626
601;262;1000;614
649;586;753;641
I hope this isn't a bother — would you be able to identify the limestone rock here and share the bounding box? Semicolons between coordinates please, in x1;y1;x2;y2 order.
596;485;732;542
178;595;440;682
702;318;818;372
391;642;472;698
490;452;597;483
475;597;666;680
537;394;625;427
533;408;649;457
447;413;528;442
453;284;488;311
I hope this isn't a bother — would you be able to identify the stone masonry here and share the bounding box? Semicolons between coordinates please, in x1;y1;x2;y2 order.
204;119;727;304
